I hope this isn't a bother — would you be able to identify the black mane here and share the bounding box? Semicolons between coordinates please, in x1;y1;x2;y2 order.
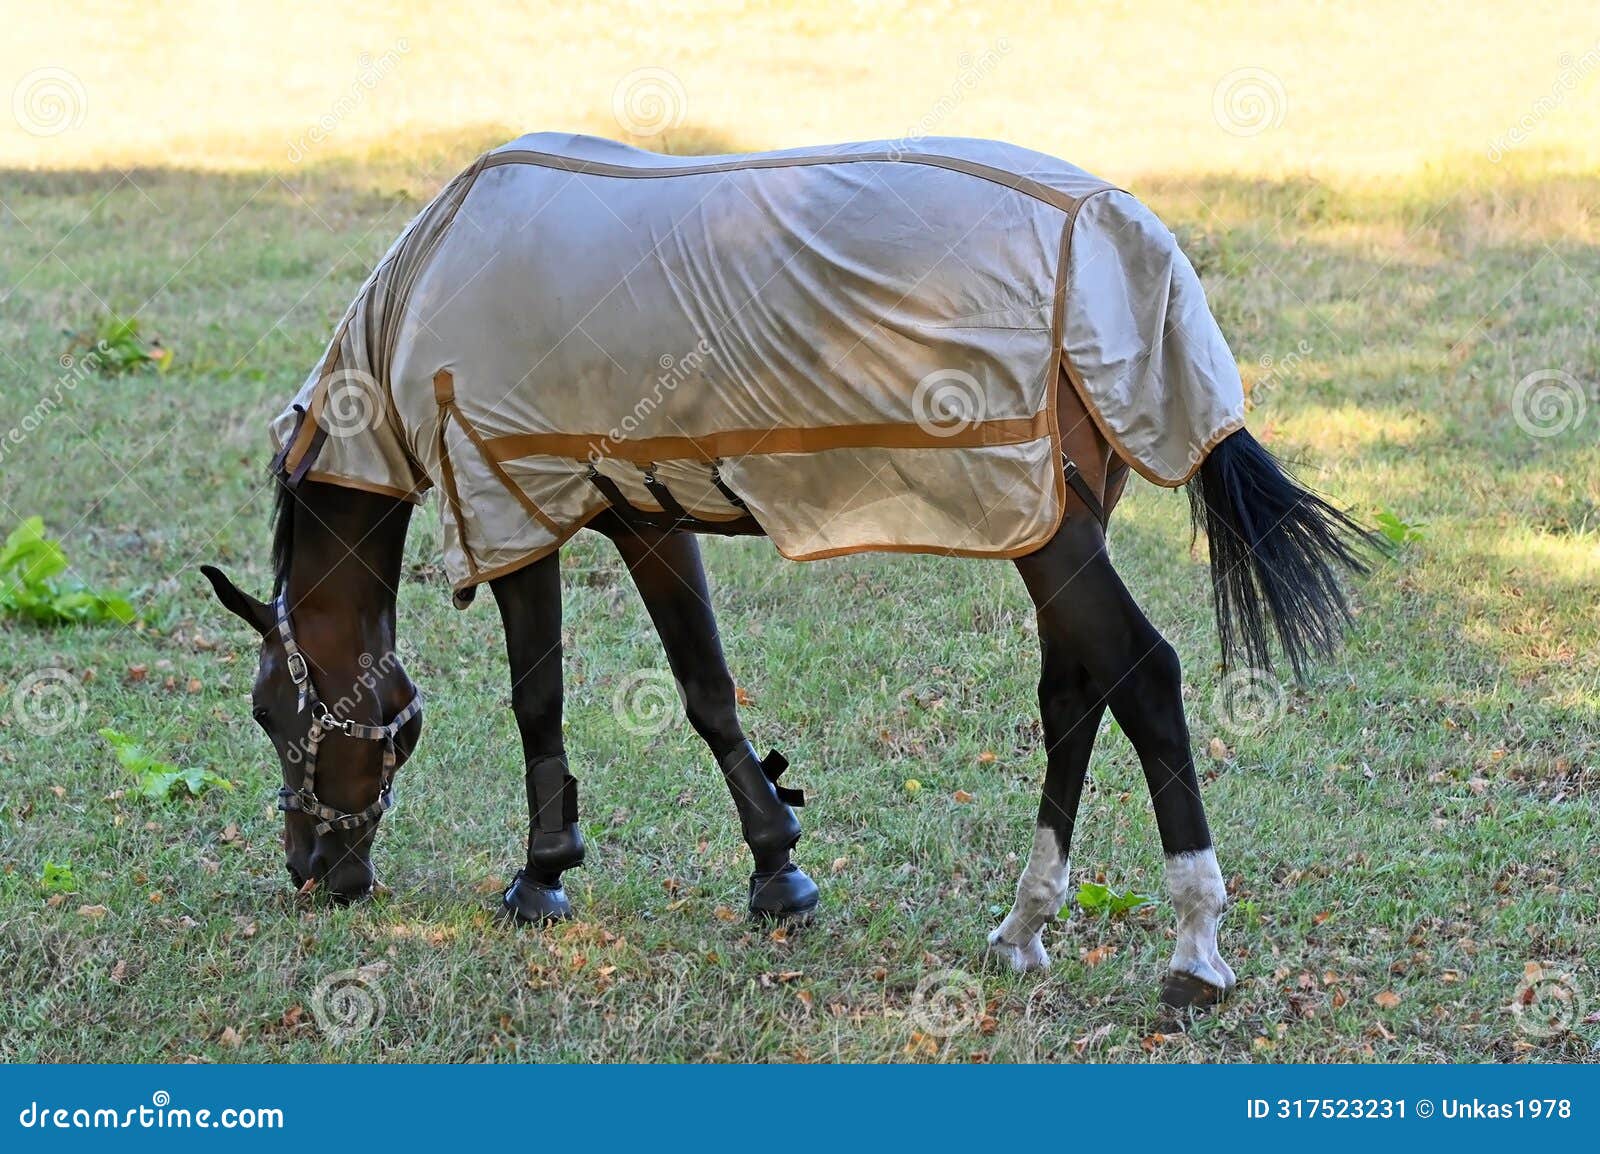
270;475;295;596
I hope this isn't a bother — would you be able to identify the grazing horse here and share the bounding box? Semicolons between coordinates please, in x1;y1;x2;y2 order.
202;134;1370;1009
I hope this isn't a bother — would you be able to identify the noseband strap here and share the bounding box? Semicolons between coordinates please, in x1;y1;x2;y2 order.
272;596;422;836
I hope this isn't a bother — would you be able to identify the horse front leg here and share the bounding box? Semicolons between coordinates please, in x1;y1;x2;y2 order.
605;523;819;920
491;552;585;923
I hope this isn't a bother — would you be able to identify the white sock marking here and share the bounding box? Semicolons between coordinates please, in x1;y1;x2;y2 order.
986;825;1070;973
1164;847;1236;991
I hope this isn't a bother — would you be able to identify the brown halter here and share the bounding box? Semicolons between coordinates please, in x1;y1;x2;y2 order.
272;595;422;836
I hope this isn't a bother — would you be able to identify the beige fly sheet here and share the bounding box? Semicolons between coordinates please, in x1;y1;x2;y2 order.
273;134;1244;601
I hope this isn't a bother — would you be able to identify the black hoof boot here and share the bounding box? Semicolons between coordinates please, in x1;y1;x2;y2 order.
748;862;820;921
501;869;573;925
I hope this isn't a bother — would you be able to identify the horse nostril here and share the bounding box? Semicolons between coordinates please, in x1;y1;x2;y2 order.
314;854;375;902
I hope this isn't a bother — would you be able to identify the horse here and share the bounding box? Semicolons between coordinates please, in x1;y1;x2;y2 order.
201;134;1371;1009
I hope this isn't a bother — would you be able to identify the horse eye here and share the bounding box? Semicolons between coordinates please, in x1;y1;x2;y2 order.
252;706;272;730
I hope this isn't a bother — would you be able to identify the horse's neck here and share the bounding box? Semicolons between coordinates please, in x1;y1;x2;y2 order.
284;482;412;644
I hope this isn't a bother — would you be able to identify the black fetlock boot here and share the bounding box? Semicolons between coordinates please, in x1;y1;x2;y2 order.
503;753;584;924
717;742;819;920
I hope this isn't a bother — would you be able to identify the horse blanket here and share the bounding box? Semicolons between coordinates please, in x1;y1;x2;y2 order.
273;134;1244;602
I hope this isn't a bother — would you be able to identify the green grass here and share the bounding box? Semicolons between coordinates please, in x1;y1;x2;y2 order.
2;36;1598;1059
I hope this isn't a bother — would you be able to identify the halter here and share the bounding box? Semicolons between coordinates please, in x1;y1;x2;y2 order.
272;596;423;836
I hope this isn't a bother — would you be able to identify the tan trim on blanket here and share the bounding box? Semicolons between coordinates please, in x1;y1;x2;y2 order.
451;507;1064;588
484;148;1101;215
1057;356;1241;488
433;370;565;537
483;410;1054;466
449;510;606;601
1047;186;1236;488
299;471;427;504
278;155;492;487
432;372;480;578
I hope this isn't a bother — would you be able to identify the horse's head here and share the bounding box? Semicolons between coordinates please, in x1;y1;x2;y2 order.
201;563;422;902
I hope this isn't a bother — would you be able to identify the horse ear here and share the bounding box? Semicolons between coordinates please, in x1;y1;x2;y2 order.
200;565;272;636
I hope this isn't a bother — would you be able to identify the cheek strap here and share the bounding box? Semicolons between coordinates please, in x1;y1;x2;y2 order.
272;595;423;836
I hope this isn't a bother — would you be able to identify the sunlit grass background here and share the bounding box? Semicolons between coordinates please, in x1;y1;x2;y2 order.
1;1;1596;1062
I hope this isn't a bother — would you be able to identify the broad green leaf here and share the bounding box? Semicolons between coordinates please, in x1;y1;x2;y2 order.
0;520;136;626
1374;508;1424;545
40;860;77;893
1072;880;1155;919
102;728;231;801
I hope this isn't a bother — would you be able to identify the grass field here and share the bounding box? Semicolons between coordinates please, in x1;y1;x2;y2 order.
2;2;1597;1062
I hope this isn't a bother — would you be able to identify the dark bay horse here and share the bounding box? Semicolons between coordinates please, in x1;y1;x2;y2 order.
201;368;1368;1010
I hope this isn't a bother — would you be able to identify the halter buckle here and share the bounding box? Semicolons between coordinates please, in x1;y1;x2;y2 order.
286;651;310;686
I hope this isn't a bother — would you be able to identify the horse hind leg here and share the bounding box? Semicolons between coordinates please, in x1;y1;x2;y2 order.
1012;513;1235;1008
987;650;1102;972
989;402;1112;972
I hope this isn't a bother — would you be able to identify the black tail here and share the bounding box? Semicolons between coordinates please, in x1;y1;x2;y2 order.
1187;428;1378;680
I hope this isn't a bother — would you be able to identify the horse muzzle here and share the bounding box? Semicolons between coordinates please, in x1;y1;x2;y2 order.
287;834;376;903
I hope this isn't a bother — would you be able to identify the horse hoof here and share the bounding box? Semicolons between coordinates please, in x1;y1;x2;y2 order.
985;927;1051;973
1158;970;1233;1012
501;870;573;925
748;863;820;922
